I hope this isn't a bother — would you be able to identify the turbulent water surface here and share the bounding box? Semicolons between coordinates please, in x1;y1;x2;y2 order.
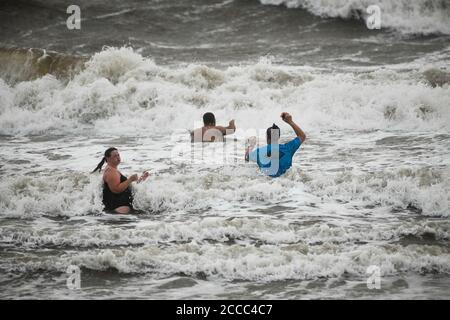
0;0;449;299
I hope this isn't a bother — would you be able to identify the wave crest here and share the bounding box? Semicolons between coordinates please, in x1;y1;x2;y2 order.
260;0;450;35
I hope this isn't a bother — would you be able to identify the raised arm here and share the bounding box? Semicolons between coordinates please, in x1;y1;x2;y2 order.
245;136;256;162
281;112;306;143
216;119;236;136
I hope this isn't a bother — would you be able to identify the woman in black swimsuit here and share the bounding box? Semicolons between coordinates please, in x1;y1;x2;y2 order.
92;147;149;214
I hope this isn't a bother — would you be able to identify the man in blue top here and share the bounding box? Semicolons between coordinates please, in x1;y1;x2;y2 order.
245;112;306;177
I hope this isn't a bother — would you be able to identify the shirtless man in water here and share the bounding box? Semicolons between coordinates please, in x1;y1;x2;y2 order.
191;112;236;142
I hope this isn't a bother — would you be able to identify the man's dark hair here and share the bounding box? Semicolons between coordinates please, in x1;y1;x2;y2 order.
266;123;280;142
266;124;280;157
203;112;216;126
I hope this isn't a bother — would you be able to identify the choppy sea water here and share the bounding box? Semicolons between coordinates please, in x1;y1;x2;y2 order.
0;130;449;299
0;0;449;299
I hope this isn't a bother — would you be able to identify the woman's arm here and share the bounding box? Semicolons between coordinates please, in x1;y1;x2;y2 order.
104;169;138;194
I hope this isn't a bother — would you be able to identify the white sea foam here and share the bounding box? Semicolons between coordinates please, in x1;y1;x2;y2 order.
304;166;450;217
1;217;448;249
0;151;448;219
0;47;449;136
2;241;449;281
66;244;450;280
0;45;447;218
260;0;450;35
0;173;103;218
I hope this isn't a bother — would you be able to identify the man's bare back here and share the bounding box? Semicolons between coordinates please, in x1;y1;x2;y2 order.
191;113;236;142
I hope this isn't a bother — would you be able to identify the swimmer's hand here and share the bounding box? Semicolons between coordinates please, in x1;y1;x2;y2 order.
245;136;256;148
138;171;149;183
129;174;139;182
226;119;236;134
245;136;257;162
281;112;292;123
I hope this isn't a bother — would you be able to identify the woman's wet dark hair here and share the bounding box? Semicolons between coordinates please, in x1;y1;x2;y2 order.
91;147;117;173
266;124;280;157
